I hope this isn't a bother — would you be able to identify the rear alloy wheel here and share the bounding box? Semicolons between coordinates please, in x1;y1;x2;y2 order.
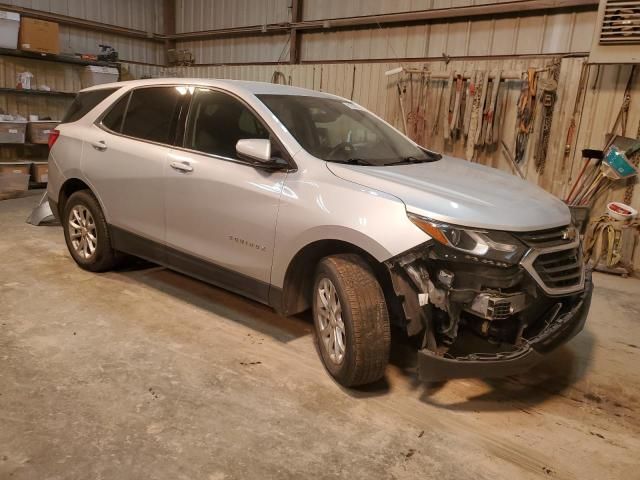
63;190;120;272
68;205;98;260
313;254;390;387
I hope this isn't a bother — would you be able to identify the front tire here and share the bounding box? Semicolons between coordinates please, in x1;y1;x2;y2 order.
63;190;119;272
313;254;391;387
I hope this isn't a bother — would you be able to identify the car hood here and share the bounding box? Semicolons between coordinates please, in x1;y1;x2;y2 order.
326;156;571;232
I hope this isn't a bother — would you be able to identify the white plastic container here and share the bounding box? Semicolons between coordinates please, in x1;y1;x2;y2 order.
80;65;119;88
0;11;20;49
607;202;638;221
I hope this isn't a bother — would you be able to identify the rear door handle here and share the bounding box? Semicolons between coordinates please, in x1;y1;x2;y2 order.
91;140;107;151
170;161;193;173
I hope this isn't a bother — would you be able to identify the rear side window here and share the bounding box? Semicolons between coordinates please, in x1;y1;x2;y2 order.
61;88;118;123
102;92;130;133
120;87;183;144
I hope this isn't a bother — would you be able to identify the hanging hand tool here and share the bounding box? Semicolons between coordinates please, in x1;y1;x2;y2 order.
474;71;490;147
501;139;525;179
443;70;455;142
463;72;476;138
484;70;502;145
431;78;445;136
562;63;589;170
465;71;485;161
534;77;558;174
397;82;409;135
450;74;463;139
413;72;428;146
515;68;538;164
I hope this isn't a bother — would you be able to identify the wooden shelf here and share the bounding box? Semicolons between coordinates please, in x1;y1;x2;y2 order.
0;143;49;147
0;87;75;98
0;47;119;68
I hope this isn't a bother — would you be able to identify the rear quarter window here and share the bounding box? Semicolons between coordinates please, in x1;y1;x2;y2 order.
61;88;119;124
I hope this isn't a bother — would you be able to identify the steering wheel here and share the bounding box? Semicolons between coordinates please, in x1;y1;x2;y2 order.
326;141;354;161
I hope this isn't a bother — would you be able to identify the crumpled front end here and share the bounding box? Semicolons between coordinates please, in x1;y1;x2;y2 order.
385;224;592;381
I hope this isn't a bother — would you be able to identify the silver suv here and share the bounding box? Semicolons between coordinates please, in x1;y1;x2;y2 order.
48;79;592;387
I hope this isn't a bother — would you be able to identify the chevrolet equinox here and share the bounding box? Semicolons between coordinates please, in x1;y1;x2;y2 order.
48;79;592;387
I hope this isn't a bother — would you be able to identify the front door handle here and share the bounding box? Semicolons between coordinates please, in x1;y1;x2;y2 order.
91;140;107;151
170;161;193;173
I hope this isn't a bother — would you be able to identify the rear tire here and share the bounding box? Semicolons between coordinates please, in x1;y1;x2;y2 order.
63;190;120;272
312;254;391;387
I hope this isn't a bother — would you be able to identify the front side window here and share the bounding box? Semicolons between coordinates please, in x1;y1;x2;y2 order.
120;87;184;144
185;88;269;159
258;94;439;166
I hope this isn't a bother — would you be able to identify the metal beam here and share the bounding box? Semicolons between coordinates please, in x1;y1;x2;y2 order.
164;0;177;65
289;0;303;64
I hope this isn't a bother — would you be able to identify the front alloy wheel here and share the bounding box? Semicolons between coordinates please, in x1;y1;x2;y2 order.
312;254;391;387
316;278;346;365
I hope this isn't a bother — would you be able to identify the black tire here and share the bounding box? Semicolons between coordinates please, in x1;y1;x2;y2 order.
312;254;391;387
63;190;120;272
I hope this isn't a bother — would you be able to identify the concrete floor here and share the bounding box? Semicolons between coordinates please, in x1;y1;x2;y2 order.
1;192;639;480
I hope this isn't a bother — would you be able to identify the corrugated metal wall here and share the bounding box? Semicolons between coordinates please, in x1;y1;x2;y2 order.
2;0;164;31
302;0;539;19
174;1;596;64
176;0;290;32
2;0;165;64
301;11;596;61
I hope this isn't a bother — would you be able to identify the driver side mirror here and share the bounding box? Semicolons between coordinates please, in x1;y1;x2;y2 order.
236;138;272;163
236;139;288;171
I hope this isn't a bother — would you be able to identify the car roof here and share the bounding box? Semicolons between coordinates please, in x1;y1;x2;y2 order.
80;78;339;99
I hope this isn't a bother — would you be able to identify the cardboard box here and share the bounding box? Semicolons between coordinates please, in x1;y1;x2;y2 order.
19;17;59;55
0;172;30;198
31;162;48;183
0;11;20;49
0;162;31;176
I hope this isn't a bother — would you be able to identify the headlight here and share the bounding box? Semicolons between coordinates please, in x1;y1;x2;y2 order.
408;214;527;265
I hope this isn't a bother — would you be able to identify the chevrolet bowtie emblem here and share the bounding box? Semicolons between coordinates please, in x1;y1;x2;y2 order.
562;227;577;241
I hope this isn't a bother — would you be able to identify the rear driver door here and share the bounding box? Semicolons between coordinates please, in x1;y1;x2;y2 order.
83;86;188;245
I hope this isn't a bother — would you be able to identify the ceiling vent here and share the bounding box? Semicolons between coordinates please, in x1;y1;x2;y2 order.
589;0;640;63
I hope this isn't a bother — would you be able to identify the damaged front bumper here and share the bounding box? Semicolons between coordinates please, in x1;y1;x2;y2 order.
417;270;592;381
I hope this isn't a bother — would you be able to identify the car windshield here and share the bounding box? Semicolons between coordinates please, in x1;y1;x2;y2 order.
257;94;441;166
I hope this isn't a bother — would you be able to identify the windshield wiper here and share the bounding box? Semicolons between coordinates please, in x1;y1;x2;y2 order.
385;156;430;166
328;158;374;166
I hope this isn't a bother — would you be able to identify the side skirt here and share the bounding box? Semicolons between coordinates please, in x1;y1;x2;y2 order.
109;225;279;306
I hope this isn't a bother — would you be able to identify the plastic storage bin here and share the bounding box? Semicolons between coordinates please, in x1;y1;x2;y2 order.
81;65;119;88
0;11;20;49
28;121;59;144
0;121;27;144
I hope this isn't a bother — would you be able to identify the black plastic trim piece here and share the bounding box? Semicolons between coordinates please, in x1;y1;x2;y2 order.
109;225;271;305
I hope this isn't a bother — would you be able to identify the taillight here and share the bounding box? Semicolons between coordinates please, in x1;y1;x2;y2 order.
48;129;60;150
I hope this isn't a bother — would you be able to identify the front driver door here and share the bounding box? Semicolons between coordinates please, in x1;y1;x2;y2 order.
164;88;289;302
